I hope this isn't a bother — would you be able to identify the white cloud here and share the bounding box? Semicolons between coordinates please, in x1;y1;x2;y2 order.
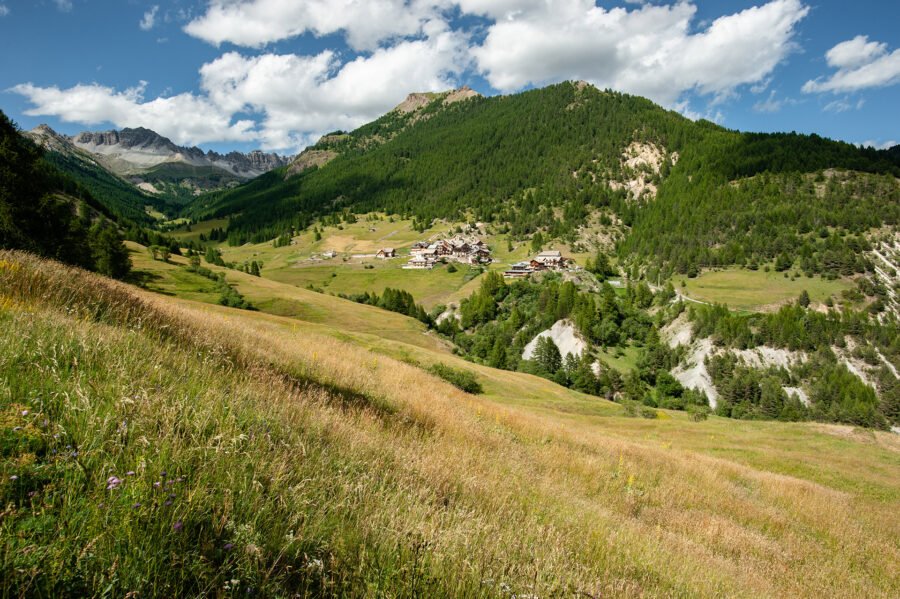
53;0;72;12
11;81;255;147
826;35;887;70
140;6;159;31
859;140;898;150
471;0;809;105
185;0;440;51
14;0;820;152
11;25;468;151
752;90;800;113
804;36;900;94
0;5;9;17
199;25;468;148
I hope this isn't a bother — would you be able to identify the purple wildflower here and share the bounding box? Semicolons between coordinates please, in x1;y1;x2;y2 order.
126;471;135;476
133;503;141;509
173;520;183;532
164;500;173;506
153;481;161;488
224;543;234;551
21;410;28;416
161;470;167;477
106;476;122;490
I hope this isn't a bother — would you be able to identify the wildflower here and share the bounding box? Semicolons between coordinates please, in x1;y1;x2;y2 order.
9;475;18;481
173;521;183;532
107;476;122;490
166;480;174;486
133;503;141;509
153;481;161;488
126;471;135;476
161;470;167;477
224;543;234;551
21;410;28;416
164;500;173;506
28;491;37;498
71;451;79;458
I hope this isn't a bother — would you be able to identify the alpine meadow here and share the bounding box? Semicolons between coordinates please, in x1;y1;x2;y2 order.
1;0;900;597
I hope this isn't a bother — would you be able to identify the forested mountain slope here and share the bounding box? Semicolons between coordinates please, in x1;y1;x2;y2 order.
192;82;900;264
1;112;130;278
25;125;174;224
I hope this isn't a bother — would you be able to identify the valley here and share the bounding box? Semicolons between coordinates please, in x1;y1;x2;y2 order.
2;78;900;597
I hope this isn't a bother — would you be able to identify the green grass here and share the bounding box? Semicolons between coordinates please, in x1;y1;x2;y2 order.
2;251;899;597
199;214;599;310
679;267;852;311
168;218;230;244
127;244;221;303
595;344;641;373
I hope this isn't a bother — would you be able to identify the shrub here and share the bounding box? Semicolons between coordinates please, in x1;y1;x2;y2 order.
688;405;710;422
428;364;483;394
640;407;659;419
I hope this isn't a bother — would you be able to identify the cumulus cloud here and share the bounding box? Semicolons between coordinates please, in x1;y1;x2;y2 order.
15;0;818;151
53;0;72;12
140;6;159;31
199;25;468;148
803;35;900;94
184;0;440;51
11;25;468;151
11;81;255;146
472;0;809;105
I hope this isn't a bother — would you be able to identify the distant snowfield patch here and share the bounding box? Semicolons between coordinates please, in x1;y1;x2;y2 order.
523;320;587;360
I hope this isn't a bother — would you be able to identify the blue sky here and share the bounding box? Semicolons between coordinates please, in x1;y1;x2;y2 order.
1;0;898;154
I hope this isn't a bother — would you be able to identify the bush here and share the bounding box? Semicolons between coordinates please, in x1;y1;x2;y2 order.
428;364;483;394
640;407;659;419
688;405;710;422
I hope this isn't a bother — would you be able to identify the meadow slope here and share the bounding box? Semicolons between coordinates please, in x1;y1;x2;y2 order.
1;251;898;597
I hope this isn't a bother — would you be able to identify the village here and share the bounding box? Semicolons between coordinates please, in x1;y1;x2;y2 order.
402;234;493;269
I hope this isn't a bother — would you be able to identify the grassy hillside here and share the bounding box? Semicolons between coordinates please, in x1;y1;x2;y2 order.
2;251;899;597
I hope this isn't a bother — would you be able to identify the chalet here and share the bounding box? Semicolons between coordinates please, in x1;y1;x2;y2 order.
376;248;396;259
533;250;567;270
403;255;435;270
433;240;454;256
504;262;535;278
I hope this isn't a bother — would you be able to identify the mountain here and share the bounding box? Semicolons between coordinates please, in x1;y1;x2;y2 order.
192;82;900;267
71;127;290;179
1;113;131;278
24;124;171;224
26;125;291;207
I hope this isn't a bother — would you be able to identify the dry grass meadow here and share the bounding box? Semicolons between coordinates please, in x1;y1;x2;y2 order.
1;250;898;597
